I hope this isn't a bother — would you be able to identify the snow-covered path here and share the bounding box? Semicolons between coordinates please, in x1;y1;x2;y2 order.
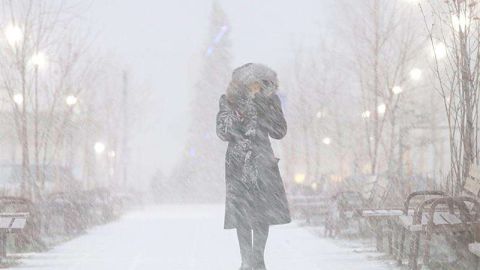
10;205;397;270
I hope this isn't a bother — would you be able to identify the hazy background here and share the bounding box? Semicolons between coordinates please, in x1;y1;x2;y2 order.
84;0;336;187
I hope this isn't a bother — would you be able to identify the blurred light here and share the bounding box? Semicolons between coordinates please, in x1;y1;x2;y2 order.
392;86;403;95
331;175;343;182
377;103;386;115
94;142;106;154
294;173;306;184
452;14;469;32
30;52;48;69
316;111;324;119
322;137;332;145
432;43;447;59
189;147;196;157
108;151;116;158
4;25;23;46
13;94;23;105
410;68;422;81
66;95;78;106
311;182;318;191
362;110;371;119
206;25;229;56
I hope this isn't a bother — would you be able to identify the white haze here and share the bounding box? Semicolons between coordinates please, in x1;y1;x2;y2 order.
85;0;336;188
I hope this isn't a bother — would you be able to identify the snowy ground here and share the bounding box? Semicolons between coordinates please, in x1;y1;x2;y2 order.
8;205;399;270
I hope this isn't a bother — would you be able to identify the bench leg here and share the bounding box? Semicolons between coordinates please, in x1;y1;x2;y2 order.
397;227;407;265
423;229;432;268
409;231;420;270
0;233;6;261
376;221;384;252
387;221;393;255
398;227;406;265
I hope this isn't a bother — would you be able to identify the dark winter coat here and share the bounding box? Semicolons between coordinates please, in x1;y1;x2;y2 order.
216;93;291;229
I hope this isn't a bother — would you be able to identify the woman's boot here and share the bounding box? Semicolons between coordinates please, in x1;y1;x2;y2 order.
252;225;269;270
237;227;253;269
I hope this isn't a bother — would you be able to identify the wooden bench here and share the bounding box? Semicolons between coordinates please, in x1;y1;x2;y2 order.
462;164;480;268
398;195;479;270
0;197;42;250
325;191;365;236
0;212;28;259
288;195;328;224
395;190;448;268
355;175;402;252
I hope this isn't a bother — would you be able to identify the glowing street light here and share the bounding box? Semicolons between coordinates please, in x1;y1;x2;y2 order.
432;43;447;59
377;103;386;115
410;68;422;81
362;110;371;119
322;137;332;145
65;95;78;106
392;86;403;95
311;182;318;191
30;52;48;69
294;173;306;185
316;111;324;119
452;14;469;32
4;25;23;46
94;142;106;154
13;93;23;105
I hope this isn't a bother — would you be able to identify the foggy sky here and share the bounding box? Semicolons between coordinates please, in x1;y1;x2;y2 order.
86;0;335;188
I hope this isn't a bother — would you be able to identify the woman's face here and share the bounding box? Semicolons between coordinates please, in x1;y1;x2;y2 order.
248;82;262;96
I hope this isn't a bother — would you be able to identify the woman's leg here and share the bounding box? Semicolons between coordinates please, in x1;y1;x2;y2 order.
253;224;269;268
236;226;253;267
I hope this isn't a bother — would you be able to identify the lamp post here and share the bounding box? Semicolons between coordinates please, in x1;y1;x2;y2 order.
30;52;47;200
65;95;78;170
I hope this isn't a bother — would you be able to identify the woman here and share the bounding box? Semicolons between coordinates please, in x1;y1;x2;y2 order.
216;63;291;270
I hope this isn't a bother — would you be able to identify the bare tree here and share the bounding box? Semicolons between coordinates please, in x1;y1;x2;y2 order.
420;0;480;194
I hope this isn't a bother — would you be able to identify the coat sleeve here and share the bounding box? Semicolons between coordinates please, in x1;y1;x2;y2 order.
267;94;287;139
216;95;241;142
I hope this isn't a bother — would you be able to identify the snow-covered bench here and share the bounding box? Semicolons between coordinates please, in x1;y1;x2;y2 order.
288;195;328;224
462;164;480;266
398;194;480;270
396;191;447;267
0;212;28;259
325;191;365;236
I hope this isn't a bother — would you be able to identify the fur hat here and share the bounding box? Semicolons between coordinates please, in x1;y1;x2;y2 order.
228;63;278;99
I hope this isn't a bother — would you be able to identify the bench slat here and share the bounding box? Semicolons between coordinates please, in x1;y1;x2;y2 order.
469;243;480;257
465;177;480;196
0;217;12;229
10;218;26;229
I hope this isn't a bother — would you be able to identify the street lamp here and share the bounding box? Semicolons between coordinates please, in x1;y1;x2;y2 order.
452;14;469;32
94;142;106;155
362;110;371;119
377;103;387;115
410;68;422;81
30;52;48;69
13;94;23;105
392;86;403;95
294;173;306;185
4;25;23;46
432;43;447;59
322;137;332;145
65;95;78;106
